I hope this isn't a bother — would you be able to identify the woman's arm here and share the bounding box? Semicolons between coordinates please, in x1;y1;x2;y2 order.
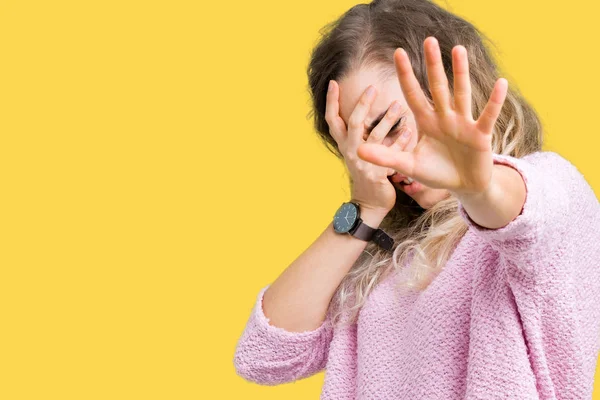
263;207;388;332
233;207;387;385
455;151;583;268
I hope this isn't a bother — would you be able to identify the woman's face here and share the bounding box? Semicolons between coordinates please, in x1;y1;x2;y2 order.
337;66;451;210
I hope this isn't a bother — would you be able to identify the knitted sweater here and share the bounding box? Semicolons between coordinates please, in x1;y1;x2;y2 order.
233;151;600;399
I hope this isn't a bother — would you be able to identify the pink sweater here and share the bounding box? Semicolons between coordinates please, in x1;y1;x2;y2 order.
233;151;600;399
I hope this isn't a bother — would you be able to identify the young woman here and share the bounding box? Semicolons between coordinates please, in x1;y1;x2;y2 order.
233;0;600;398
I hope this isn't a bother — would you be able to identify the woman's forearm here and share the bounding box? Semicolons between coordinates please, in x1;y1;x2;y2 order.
262;208;388;333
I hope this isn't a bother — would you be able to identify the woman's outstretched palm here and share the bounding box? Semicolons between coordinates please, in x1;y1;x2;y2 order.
357;36;508;196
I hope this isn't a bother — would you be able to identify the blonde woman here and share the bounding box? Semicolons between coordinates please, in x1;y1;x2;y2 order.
233;0;600;398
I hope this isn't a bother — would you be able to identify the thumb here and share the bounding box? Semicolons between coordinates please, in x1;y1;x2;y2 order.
357;142;415;177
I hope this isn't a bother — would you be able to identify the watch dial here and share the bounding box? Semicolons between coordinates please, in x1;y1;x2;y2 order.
333;202;358;233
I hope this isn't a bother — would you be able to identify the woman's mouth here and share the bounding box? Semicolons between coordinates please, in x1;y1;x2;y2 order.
390;172;414;185
390;172;422;194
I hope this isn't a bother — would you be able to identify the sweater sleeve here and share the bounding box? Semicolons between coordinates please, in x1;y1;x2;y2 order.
457;151;575;271
233;285;334;385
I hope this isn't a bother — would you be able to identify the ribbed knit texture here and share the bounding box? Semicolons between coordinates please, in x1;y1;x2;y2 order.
233;151;600;399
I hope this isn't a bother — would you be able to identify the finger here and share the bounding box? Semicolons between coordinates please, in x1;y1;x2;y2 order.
347;85;377;145
357;141;416;177
365;101;403;144
424;36;451;114
393;48;432;119
476;78;508;134
390;125;413;152
324;80;348;144
452;45;472;118
385;125;412;177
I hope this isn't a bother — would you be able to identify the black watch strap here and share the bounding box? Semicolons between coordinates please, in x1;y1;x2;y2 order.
372;228;394;251
350;219;394;251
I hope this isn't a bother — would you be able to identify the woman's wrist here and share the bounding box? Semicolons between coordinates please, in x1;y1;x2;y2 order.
357;205;390;228
453;164;525;230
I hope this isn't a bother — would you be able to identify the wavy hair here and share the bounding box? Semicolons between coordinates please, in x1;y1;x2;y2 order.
306;0;543;325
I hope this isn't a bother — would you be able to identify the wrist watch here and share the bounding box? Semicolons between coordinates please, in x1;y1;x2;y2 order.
332;201;394;251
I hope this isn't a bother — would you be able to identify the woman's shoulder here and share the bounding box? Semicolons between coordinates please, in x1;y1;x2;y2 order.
515;150;587;179
534;151;598;204
495;150;574;170
495;150;596;207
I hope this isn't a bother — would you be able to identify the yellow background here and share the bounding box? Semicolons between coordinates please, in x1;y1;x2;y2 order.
1;0;598;398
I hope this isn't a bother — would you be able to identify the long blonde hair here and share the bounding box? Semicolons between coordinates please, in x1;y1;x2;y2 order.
306;0;543;325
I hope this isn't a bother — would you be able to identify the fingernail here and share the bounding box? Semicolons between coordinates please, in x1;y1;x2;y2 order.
390;102;401;113
329;80;333;91
402;128;411;138
366;86;375;99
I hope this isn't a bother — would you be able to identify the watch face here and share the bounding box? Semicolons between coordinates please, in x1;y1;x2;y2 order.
333;202;358;233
